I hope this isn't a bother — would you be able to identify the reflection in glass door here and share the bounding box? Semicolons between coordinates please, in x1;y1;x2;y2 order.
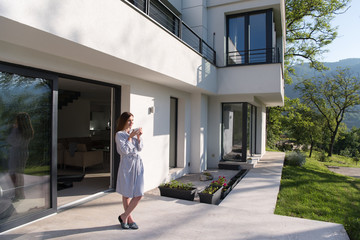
222;103;245;162
222;103;257;162
169;97;178;168
247;104;257;157
0;66;54;232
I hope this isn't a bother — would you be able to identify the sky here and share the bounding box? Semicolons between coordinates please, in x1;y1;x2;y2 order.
321;0;360;62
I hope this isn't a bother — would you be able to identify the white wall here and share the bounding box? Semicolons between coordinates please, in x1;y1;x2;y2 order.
0;0;284;191
0;34;195;193
218;63;283;97
126;79;192;191
182;0;208;41
0;0;217;94
200;94;208;171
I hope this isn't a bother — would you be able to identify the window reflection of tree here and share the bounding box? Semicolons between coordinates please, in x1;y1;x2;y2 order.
0;71;52;222
0;72;52;173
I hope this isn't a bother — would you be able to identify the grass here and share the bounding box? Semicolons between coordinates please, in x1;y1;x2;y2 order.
0;166;49;175
275;151;360;240
24;165;50;176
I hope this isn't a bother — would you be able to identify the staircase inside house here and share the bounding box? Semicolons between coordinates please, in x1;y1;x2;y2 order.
58;90;81;109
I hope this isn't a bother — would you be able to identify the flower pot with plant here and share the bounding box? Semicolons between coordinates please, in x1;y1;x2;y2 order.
199;176;227;204
158;180;197;201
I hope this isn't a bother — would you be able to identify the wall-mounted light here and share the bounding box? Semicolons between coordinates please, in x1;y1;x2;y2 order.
148;106;155;114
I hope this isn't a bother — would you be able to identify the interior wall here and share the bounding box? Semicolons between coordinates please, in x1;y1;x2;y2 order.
223;110;234;155
58;99;90;138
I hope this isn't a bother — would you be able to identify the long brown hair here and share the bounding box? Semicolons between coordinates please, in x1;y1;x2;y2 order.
16;112;34;140
115;112;133;133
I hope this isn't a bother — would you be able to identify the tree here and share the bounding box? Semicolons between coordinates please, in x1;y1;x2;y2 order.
283;98;325;157
267;0;351;148
285;0;350;71
296;68;360;156
333;127;360;157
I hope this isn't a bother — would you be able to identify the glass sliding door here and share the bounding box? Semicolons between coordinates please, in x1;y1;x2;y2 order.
227;16;246;65
227;10;274;65
247;104;257;157
222;103;245;162
222;103;257;162
169;97;178;168
249;13;266;63
0;64;55;232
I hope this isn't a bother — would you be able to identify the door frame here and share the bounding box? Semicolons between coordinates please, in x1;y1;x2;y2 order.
221;102;258;162
0;61;122;232
169;97;178;168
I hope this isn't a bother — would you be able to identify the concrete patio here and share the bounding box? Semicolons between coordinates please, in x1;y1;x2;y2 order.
0;152;350;240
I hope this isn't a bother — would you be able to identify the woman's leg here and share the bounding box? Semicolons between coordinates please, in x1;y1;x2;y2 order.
121;196;135;223
120;196;142;223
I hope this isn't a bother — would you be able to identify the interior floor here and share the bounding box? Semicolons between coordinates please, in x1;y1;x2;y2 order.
222;144;245;162
57;78;112;207
57;157;111;207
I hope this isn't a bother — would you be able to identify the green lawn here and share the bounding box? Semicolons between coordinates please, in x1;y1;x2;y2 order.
24;165;50;176
275;152;360;240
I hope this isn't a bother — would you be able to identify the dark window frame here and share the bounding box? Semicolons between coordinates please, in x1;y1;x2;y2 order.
0;61;57;233
0;61;122;232
226;9;274;66
169;97;178;168
221;102;257;162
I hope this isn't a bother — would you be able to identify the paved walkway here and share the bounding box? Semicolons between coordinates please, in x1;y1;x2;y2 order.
327;166;360;178
0;152;350;240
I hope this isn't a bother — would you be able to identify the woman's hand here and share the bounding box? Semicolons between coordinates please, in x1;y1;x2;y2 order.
136;128;143;140
128;128;138;140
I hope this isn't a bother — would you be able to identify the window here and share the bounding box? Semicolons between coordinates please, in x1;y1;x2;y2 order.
222;103;257;162
0;65;54;230
227;9;274;65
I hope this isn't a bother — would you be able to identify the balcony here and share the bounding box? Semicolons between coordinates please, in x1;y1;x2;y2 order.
227;47;281;66
127;0;216;65
217;63;284;106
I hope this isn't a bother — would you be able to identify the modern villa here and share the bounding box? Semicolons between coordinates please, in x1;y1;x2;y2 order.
0;0;285;232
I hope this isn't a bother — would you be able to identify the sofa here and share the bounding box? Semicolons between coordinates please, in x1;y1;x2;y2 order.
58;137;105;173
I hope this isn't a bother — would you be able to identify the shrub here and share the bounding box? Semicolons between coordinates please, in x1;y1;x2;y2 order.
284;151;306;167
317;151;329;162
339;148;352;158
278;142;294;152
160;180;194;190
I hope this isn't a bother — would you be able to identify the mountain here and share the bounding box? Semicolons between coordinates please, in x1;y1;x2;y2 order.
285;58;360;129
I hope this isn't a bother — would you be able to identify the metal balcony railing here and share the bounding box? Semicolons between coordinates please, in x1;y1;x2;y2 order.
227;48;280;66
127;0;216;65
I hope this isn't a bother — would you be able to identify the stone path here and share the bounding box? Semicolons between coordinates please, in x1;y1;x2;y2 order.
327;166;360;178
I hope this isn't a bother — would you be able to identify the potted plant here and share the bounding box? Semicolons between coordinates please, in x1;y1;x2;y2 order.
221;179;233;199
158;180;197;201
199;176;227;204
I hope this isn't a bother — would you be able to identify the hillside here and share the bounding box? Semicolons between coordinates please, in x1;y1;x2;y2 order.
285;58;360;129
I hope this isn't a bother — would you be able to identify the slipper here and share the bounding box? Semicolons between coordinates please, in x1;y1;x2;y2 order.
118;215;129;229
129;222;139;230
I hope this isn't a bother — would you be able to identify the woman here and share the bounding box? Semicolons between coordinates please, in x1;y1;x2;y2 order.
115;112;144;230
7;112;34;200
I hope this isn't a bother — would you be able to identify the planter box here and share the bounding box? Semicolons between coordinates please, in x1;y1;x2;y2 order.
158;186;197;201
221;187;231;199
199;186;223;205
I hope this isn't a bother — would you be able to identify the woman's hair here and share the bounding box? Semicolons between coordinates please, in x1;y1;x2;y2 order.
116;112;133;132
16;112;34;140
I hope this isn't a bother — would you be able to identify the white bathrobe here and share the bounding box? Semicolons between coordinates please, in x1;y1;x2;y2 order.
115;131;144;198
